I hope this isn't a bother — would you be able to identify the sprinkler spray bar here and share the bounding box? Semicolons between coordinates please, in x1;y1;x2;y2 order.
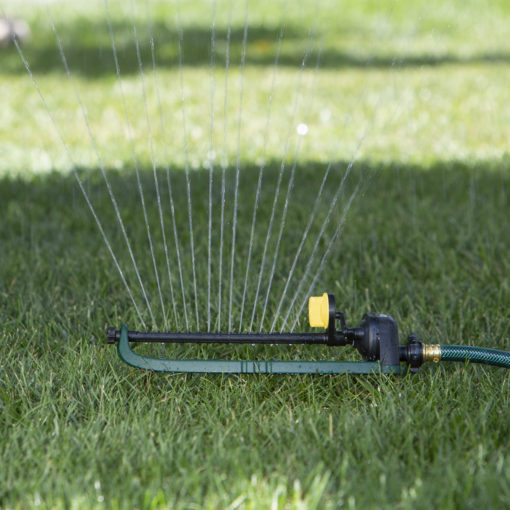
107;293;510;374
108;330;333;345
107;296;366;347
107;316;357;347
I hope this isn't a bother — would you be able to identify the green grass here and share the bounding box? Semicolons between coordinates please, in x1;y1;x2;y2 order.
1;1;510;508
1;0;510;175
2;163;510;509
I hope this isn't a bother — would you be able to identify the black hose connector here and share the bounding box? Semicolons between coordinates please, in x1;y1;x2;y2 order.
399;335;424;373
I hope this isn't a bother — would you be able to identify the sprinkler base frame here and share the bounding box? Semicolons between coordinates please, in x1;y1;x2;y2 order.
116;324;402;374
108;294;406;374
107;294;510;374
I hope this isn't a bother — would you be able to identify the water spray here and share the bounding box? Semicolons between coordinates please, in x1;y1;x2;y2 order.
107;293;510;374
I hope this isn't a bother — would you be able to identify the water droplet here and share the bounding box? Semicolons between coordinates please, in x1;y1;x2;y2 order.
320;109;331;122
190;126;203;139
296;123;309;136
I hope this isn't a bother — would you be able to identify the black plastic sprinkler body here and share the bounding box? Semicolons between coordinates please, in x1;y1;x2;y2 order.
107;293;510;374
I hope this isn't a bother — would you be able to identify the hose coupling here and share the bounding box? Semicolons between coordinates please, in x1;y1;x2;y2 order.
422;344;441;363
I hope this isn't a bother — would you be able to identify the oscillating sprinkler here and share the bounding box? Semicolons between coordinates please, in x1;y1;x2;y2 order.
107;293;510;374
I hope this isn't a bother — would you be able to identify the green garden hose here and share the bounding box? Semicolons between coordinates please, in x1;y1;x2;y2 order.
439;345;510;368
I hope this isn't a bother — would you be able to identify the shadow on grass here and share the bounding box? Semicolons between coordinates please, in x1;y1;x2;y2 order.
2;18;510;76
1;159;509;332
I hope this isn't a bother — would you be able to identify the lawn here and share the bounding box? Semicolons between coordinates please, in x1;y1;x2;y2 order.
1;1;510;508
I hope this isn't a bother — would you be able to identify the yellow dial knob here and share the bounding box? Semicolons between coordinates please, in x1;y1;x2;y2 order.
308;293;330;328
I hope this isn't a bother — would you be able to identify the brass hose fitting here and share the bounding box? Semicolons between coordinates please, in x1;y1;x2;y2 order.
422;344;441;363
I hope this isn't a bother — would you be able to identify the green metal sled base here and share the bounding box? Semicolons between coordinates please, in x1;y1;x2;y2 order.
117;325;401;375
